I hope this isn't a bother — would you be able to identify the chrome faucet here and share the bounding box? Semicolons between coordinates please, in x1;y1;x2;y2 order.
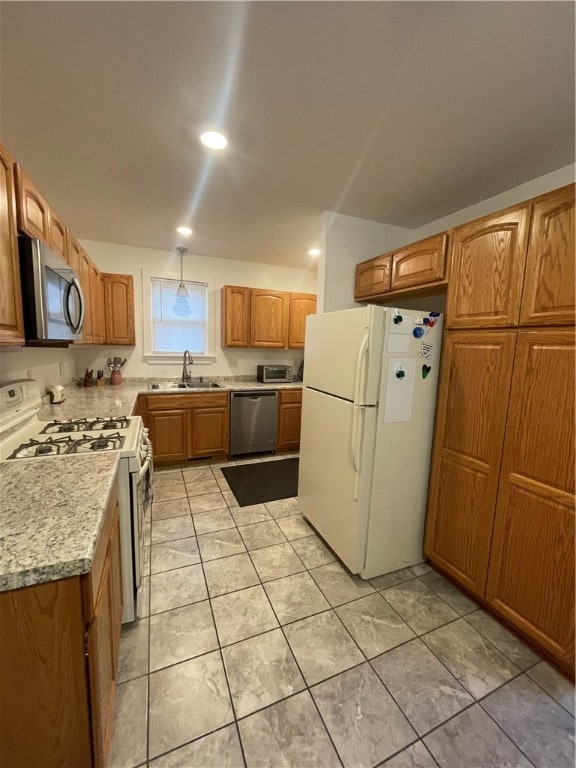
181;350;193;383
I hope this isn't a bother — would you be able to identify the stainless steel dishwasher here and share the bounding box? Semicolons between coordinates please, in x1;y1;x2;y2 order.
230;390;279;456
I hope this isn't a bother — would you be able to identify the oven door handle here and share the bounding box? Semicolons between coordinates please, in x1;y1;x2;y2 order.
138;440;153;483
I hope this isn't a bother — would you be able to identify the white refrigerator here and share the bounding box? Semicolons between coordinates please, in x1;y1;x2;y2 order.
298;305;443;579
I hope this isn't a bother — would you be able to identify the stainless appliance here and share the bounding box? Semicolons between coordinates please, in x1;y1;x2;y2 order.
18;237;84;343
256;365;292;383
0;380;152;623
299;306;443;578
230;390;279;455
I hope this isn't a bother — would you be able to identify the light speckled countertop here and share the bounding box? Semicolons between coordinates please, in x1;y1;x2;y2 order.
0;452;119;591
4;377;303;592
38;378;302;421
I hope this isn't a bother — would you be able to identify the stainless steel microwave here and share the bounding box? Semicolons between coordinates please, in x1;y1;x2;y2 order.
18;237;85;343
257;365;292;383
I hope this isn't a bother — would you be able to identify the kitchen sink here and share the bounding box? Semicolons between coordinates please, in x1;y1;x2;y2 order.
148;381;225;390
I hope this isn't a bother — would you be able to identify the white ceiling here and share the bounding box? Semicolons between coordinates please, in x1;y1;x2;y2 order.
1;2;574;269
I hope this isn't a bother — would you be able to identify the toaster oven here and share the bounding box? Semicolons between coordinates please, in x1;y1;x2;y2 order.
257;365;292;383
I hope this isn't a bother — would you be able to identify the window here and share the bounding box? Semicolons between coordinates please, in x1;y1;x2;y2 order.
151;277;208;354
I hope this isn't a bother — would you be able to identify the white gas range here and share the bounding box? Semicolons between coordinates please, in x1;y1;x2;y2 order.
0;380;153;622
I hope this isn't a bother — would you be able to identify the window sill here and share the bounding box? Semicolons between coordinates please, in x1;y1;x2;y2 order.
143;353;216;365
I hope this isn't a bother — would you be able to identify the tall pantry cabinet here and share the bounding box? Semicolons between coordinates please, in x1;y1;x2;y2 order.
424;184;575;675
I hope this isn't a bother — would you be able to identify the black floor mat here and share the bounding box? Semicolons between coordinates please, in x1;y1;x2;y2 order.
221;458;299;507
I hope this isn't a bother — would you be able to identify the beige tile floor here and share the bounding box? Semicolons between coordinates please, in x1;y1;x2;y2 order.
107;457;575;768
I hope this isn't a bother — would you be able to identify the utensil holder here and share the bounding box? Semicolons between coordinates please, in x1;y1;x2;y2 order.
110;370;122;386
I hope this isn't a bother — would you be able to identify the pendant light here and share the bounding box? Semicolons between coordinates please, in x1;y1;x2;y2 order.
176;247;189;297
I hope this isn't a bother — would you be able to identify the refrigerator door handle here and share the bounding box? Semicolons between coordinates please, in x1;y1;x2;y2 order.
353;330;370;405
350;405;364;500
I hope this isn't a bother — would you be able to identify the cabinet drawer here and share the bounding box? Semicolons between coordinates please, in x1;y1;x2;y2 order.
279;388;302;404
146;392;229;410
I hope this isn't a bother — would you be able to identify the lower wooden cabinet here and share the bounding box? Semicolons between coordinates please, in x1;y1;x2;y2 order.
145;393;230;462
277;389;302;452
190;406;229;458
0;487;122;767
147;408;189;463
424;331;516;597
425;328;575;674
485;330;575;667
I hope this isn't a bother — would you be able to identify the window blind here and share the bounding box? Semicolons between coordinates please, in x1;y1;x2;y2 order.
151;277;208;354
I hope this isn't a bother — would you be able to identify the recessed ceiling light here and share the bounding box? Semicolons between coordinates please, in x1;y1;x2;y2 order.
176;226;193;236
200;130;228;150
308;248;321;257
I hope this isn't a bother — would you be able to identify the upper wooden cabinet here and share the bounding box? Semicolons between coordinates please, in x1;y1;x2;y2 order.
250;289;289;347
486;329;575;668
391;233;449;291
48;206;67;260
90;264;105;344
80;251;94;343
222;286;315;349
288;293;317;348
424;330;517;597
222;285;250;347
519;184;575;327
446;204;530;329
14;163;50;241
103;273;135;345
0;143;25;345
65;228;83;274
354;233;449;301
355;255;391;299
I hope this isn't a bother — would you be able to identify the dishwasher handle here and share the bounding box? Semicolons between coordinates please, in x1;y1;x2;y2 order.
231;391;278;399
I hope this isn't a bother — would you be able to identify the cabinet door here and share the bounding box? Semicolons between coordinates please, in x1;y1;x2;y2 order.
519;184;575;327
222;285;250;347
87;550;116;768
104;273;135;345
147;409;189;462
424;331;516;597
65;229;82;274
278;390;302;451
391;233;449;291
0;143;25;345
288;293;316;348
250;289;289;347
446;205;530;329
14;163;50;241
80;251;93;343
190;406;229;458
90;262;105;344
486;330;575;668
48;207;67;260
354;255;391;299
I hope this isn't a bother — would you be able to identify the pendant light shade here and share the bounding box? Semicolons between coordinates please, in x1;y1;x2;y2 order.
176;247;189;297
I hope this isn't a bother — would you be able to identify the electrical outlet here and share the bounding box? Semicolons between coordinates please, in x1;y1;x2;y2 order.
26;370;33;380
59;361;65;376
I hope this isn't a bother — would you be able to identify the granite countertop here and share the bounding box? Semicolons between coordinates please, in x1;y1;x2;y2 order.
0;452;119;592
38;378;303;421
5;376;304;592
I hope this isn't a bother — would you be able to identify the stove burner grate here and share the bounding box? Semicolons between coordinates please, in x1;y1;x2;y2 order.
8;436;77;459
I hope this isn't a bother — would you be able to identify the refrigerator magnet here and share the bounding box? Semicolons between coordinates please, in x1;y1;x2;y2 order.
419;343;433;359
422;364;432;379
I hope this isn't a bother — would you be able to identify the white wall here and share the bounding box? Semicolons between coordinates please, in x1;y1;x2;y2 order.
75;241;317;380
0;346;77;390
321;163;575;312
320;211;411;312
